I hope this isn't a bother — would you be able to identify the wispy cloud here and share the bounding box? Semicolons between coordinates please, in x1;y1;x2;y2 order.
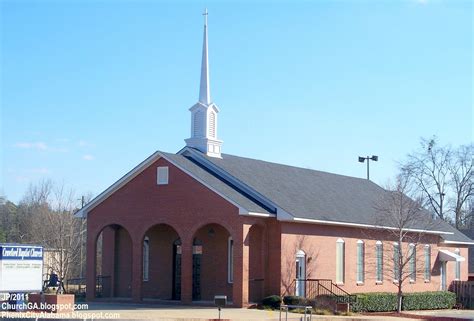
82;154;95;161
14;142;48;150
78;140;95;147
29;168;51;174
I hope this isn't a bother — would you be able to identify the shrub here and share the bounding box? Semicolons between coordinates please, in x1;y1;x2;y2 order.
260;295;281;309
402;291;456;311
351;291;456;313
283;295;311;306
351;292;397;312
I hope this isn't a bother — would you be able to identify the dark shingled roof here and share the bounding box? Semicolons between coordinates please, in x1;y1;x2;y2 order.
198;152;472;242
202;153;404;223
160;152;271;214
161;149;472;244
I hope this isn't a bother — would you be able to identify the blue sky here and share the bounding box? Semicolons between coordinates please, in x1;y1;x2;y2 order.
1;0;472;204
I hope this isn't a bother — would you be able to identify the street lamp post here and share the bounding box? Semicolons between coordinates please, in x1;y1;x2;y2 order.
358;155;379;180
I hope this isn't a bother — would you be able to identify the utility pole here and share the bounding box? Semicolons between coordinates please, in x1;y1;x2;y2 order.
78;196;86;279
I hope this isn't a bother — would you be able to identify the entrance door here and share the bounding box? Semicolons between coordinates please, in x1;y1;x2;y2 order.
295;250;306;297
440;262;447;291
172;239;182;300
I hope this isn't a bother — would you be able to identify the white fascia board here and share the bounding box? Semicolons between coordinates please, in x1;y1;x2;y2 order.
247;212;276;217
441;240;474;245
289;217;454;235
74;151;163;218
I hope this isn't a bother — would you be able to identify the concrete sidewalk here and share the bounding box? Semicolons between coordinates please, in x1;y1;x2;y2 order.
0;302;419;320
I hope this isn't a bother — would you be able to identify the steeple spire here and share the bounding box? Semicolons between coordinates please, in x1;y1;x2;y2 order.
199;8;211;105
185;9;223;158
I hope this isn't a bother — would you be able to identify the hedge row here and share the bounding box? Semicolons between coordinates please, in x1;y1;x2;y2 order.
262;291;456;312
351;291;456;312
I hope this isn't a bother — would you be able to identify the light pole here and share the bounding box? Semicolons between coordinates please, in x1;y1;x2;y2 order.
358;155;378;180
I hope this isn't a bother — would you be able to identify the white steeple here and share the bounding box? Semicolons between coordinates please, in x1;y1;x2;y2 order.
199;8;211;105
185;9;223;158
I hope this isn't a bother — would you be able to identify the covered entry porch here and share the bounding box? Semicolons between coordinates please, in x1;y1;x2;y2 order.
86;220;269;307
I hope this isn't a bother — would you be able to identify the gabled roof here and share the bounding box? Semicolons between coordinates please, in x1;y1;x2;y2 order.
182;148;473;243
76;147;473;245
75;151;272;218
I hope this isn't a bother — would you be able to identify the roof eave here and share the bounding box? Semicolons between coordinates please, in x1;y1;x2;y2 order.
285;216;454;235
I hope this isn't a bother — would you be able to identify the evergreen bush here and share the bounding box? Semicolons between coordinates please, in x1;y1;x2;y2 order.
351;291;456;312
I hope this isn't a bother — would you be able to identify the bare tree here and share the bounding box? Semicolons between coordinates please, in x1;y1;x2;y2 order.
281;235;319;296
18;180;83;283
401;137;451;221
402;138;473;229
373;174;440;313
449;144;474;228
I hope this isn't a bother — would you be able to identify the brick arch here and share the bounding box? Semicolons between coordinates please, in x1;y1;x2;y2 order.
137;222;184;244
138;223;183;300
93;223;133;299
188;220;236;242
191;222;234;302
91;221;133;243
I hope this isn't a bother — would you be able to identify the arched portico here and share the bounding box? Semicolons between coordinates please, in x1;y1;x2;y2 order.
140;224;181;300
93;224;133;299
191;223;233;302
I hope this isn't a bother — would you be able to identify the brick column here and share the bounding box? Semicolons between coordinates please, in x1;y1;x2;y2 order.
131;236;143;303
232;224;251;307
85;230;97;301
180;236;193;304
101;226;115;297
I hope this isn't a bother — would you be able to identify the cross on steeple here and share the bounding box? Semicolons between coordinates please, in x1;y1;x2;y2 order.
203;8;208;26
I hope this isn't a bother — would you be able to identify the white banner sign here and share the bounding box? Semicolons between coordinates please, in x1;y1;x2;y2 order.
0;245;43;292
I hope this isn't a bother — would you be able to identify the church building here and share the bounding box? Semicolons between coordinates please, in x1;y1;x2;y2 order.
77;12;472;307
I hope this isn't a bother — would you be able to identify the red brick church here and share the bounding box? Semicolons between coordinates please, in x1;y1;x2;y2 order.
76;12;472;307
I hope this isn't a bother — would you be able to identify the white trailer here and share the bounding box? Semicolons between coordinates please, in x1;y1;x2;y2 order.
0;244;43;292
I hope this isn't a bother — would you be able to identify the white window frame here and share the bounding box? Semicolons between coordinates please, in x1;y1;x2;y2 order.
424;245;431;282
455;248;461;280
356;240;365;284
227;237;233;284
409;243;416;283
157;166;169;185
376;241;383;283
393;242;400;283
143;236;150;281
336;238;345;284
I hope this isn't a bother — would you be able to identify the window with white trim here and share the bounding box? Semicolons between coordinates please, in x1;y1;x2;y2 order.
157;166;169;185
376;241;383;283
336;238;345;284
228;237;234;283
409;243;416;282
393;243;400;282
455;248;461;280
424;245;431;281
143;236;150;281
356;240;365;284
